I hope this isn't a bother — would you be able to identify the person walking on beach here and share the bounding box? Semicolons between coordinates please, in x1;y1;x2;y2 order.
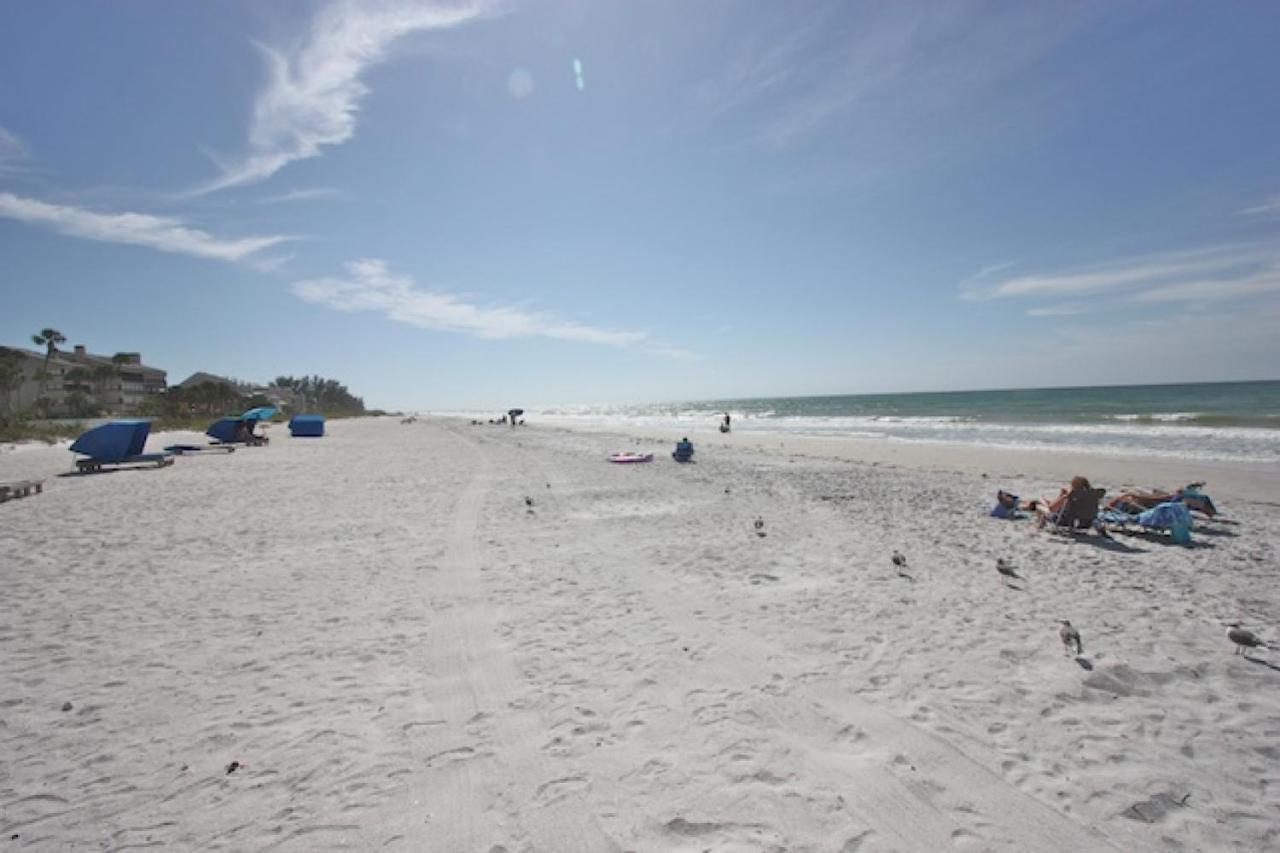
721;412;731;433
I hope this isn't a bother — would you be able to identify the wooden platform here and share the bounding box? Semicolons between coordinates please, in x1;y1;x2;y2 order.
0;480;44;503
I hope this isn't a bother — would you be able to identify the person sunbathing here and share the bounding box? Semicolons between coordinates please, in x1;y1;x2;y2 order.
991;490;1036;519
1107;487;1216;517
1036;476;1103;529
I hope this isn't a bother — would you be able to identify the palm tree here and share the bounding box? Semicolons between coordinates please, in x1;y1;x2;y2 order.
31;328;66;366
30;328;66;400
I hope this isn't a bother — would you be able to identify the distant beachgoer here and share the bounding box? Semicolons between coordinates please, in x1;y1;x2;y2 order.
720;412;731;433
673;437;695;462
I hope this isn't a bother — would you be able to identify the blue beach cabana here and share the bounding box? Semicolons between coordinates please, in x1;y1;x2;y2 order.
289;413;325;437
206;416;268;446
70;419;173;472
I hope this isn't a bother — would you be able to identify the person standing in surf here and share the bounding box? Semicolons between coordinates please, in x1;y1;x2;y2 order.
721;412;731;433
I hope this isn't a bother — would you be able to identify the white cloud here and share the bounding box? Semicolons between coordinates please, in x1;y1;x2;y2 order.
254;187;341;204
1238;193;1280;216
1026;302;1090;317
0;191;290;264
0;126;27;175
960;245;1275;301
293;259;683;352
1129;266;1280;303
198;0;491;194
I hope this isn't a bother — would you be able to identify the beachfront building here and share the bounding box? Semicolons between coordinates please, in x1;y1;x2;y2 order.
0;343;167;417
176;372;301;411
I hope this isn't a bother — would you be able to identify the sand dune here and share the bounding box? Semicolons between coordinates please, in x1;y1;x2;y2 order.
2;417;1277;850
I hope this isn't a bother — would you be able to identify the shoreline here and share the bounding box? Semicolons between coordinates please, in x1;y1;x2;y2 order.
466;417;1280;506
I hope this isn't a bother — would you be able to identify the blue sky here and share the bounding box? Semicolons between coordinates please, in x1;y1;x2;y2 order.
2;0;1278;410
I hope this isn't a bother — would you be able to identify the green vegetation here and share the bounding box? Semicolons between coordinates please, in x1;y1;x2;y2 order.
0;347;24;416
273;375;365;415
0;414;85;445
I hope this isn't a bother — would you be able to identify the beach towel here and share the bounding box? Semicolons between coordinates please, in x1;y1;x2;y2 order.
1100;501;1193;544
1141;499;1187;532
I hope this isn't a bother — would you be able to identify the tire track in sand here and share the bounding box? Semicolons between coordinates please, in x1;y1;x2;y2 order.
407;425;618;852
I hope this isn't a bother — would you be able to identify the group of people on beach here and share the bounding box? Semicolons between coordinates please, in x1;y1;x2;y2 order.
994;476;1216;537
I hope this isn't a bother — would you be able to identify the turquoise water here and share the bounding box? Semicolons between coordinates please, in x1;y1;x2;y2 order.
531;381;1280;465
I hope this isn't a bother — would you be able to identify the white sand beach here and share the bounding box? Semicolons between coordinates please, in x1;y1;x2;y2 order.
2;416;1278;851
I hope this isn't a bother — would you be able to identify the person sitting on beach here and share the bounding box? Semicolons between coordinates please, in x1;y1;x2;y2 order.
673;437;695;462
1107;487;1216;518
991;490;1035;519
1036;476;1104;529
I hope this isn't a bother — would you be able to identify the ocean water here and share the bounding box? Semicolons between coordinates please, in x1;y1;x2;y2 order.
523;381;1280;465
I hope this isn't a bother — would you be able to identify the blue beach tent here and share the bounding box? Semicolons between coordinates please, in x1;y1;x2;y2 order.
70;420;173;471
289;413;325;437
206;417;244;443
71;419;151;462
206;416;268;445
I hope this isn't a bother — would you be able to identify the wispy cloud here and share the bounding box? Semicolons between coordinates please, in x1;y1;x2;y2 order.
1237;193;1280;216
0;126;28;175
292;259;693;355
254;187;341;204
0;191;291;264
701;5;1098;152
1026;302;1090;317
198;0;491;194
959;245;1275;302
1130;266;1280;303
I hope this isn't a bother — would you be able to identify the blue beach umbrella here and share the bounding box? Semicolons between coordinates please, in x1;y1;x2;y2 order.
241;406;278;421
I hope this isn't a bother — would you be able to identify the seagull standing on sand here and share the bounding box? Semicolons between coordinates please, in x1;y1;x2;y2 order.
996;558;1022;585
891;550;912;580
1227;623;1269;655
754;517;765;537
1059;620;1083;656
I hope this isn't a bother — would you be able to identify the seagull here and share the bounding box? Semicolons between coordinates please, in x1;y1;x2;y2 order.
754;517;766;537
1059;620;1083;656
1227;623;1269;656
996;558;1022;585
891;550;912;580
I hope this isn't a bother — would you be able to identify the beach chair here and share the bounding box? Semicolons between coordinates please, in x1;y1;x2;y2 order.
1045;487;1106;535
163;443;235;455
70;420;174;473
